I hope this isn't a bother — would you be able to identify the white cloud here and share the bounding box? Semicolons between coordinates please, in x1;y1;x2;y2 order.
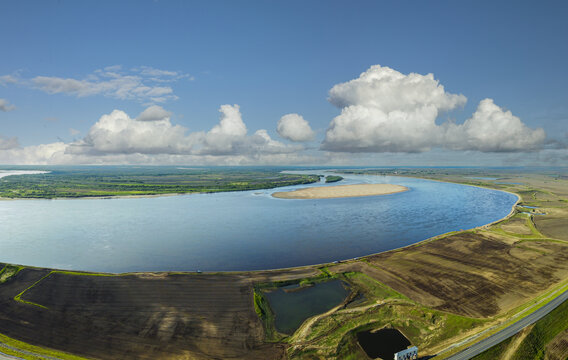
200;104;248;155
0;104;303;164
0;75;18;86
0;142;69;164
69;109;193;155
0;98;15;111
69;128;81;136
0;135;19;150
136;105;172;122
323;65;466;153
328;65;466;112
445;99;546;152
277;113;315;142
32;75;176;103
0;66;188;104
322;65;545;153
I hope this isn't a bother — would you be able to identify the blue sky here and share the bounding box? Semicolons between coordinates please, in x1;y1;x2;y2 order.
0;0;567;165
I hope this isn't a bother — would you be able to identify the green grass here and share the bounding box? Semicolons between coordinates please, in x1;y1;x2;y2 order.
325;175;343;183
0;167;320;199
13;272;51;309
342;272;407;302
253;287;284;342
510;295;568;359
0;332;89;360
472;295;568;360
0;265;24;283
286;272;485;359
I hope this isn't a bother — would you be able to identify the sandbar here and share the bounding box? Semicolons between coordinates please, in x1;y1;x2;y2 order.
272;183;408;199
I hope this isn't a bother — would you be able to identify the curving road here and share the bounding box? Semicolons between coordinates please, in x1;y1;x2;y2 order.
444;288;568;360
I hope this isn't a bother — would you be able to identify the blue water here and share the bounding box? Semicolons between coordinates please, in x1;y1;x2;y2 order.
0;173;518;273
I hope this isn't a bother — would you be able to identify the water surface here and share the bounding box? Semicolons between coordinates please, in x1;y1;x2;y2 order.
264;280;349;334
0;173;517;272
357;328;411;359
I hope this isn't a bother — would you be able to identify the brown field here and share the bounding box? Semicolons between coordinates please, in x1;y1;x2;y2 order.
547;329;568;360
0;267;285;360
500;216;533;235
534;216;568;241
354;231;568;318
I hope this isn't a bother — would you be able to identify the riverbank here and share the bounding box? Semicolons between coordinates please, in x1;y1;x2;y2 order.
272;183;408;199
1;169;567;359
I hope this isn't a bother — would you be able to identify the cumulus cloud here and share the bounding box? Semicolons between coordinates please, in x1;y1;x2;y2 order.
136;105;172;122
69;109;193;155
445;99;546;151
0;98;15;111
323;65;466;153
322;65;545;153
200;104;248;154
0;104;303;164
277;114;315;142
0;142;69;164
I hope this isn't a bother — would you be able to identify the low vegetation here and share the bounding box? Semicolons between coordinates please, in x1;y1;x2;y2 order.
325;175;343;183
0;166;319;198
1;168;567;359
473;290;568;359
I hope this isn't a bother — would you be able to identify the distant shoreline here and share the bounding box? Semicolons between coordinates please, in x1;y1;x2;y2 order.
272;183;408;199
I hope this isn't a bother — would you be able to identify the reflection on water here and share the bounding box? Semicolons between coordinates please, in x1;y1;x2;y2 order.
0;173;517;272
357;328;411;359
264;280;348;334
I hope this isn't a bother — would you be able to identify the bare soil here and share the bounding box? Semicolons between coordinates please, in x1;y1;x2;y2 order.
358;232;568;318
0;268;285;360
546;329;568;360
533;217;568;241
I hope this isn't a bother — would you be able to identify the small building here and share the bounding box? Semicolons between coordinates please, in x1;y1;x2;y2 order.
394;346;418;360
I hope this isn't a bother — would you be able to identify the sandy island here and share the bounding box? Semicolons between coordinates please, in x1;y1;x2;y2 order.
272;183;408;199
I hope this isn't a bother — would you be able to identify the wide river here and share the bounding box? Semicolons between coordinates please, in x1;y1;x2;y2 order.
0;171;517;273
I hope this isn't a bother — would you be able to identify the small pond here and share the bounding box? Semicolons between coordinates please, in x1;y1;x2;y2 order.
357;328;411;359
264;279;348;334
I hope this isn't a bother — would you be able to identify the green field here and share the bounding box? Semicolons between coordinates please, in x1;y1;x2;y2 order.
0;166;319;198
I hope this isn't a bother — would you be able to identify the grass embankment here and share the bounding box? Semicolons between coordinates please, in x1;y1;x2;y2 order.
0;264;23;283
0;167;319;198
254;268;337;342
0;332;89;360
13;269;114;309
254;268;485;360
472;291;568;360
